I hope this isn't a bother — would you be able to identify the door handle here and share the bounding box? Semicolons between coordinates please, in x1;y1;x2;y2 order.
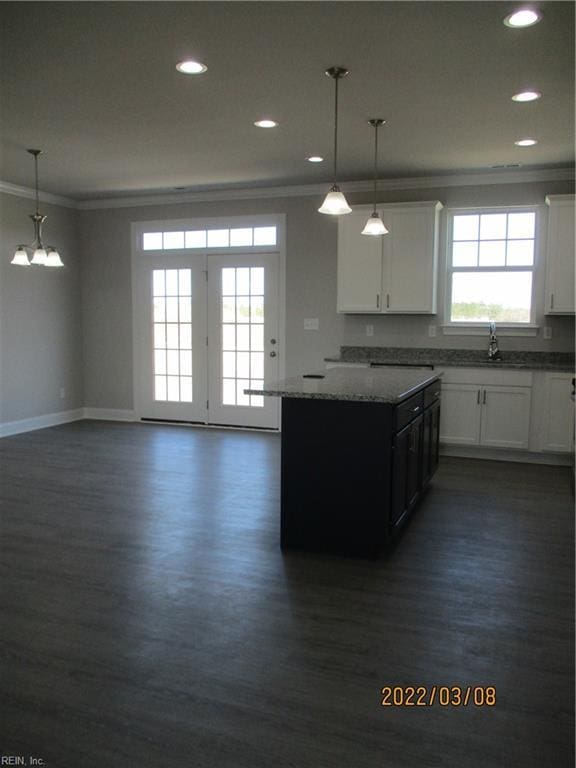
483;390;486;405
551;293;554;310
477;390;480;404
270;338;277;345
376;294;380;309
270;351;277;358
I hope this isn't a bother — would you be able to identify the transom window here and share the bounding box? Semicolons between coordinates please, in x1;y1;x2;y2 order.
448;210;537;323
143;226;277;251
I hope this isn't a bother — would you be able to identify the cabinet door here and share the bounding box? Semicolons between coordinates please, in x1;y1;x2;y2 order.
422;400;441;487
391;422;410;527
337;212;383;312
542;373;574;452
480;386;531;449
406;416;423;510
439;384;482;445
545;196;575;314
384;207;438;313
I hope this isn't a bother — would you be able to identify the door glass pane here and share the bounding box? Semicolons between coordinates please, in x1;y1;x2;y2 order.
219;266;266;408
165;270;178;295
152;269;194;402
222;324;236;350
236;325;250;350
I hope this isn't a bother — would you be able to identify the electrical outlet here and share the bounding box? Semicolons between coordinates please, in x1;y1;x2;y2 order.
59;387;66;399
366;324;374;337
543;326;552;339
428;325;437;338
303;318;319;331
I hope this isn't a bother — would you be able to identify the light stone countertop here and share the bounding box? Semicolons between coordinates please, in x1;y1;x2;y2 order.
245;368;441;404
325;346;575;372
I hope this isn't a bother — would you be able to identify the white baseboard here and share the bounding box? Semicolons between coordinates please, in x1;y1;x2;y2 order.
0;408;84;438
440;444;573;466
82;408;136;422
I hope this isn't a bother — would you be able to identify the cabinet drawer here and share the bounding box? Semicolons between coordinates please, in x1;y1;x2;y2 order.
395;392;424;431
424;381;442;408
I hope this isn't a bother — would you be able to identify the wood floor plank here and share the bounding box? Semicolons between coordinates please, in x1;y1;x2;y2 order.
0;421;573;767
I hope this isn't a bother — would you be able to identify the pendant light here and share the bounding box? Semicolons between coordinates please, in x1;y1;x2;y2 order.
11;149;64;268
362;119;389;236
318;67;352;215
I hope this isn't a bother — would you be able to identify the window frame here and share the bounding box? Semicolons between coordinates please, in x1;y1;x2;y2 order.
443;205;541;336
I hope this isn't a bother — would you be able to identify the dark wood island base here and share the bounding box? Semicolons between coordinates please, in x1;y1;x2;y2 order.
280;382;441;558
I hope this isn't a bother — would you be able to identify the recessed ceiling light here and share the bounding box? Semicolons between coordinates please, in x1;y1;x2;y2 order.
511;90;542;102
515;138;538;146
307;156;324;163
176;60;207;75
503;9;542;27
254;120;278;128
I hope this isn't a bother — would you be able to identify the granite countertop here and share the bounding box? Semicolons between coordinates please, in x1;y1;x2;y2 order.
325;347;575;372
246;368;440;404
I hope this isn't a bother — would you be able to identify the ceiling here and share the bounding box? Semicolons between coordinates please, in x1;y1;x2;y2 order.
0;1;574;201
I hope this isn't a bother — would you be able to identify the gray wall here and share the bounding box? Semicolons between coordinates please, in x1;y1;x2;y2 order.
80;178;574;411
0;192;82;422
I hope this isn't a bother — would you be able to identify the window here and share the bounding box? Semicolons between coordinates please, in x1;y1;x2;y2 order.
448;210;537;324
142;226;277;251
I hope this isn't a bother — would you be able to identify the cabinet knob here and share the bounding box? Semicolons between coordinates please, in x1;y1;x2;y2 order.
270;351;277;358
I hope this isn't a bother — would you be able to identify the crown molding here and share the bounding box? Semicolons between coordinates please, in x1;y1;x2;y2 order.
0;181;78;208
1;167;573;211
75;166;576;210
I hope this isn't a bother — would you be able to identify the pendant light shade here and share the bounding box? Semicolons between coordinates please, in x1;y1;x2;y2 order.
318;184;352;215
361;118;389;236
11;149;64;268
319;67;351;216
361;212;388;236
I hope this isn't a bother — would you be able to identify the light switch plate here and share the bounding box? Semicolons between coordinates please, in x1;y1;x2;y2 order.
543;326;552;339
304;318;319;330
428;325;437;338
366;324;374;337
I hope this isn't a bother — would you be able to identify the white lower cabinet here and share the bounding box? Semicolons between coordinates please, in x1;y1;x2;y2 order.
440;384;483;445
540;372;575;452
438;369;532;450
480;386;532;449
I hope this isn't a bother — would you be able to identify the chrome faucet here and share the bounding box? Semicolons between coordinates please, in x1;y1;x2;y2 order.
488;322;502;361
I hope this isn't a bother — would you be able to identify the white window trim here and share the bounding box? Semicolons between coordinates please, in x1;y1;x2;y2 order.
443;205;543;337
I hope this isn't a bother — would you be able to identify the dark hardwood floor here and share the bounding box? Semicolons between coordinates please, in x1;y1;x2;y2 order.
0;421;573;767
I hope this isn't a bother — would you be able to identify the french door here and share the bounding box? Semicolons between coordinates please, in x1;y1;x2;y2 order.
134;252;280;429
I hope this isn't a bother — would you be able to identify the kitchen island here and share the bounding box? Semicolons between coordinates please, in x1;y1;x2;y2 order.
247;368;442;557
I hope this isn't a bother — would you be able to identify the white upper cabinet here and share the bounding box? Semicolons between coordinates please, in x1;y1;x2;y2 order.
544;195;575;314
337;201;442;314
336;210;383;312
